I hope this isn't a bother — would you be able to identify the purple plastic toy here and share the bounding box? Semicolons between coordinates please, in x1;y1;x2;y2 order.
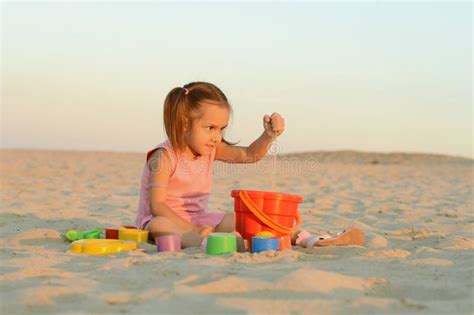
155;234;181;252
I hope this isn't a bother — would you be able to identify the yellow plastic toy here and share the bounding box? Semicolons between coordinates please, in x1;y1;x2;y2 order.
118;228;149;243
256;231;275;238
70;239;137;255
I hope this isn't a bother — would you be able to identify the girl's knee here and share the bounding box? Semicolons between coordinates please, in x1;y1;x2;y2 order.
147;217;202;248
147;216;181;237
215;212;235;232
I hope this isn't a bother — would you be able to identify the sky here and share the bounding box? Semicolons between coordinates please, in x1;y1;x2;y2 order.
1;1;472;158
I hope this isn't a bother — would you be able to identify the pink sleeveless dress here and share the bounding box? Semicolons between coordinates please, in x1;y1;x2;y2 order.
135;140;226;230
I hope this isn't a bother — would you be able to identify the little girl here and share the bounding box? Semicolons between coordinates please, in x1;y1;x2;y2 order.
136;81;285;248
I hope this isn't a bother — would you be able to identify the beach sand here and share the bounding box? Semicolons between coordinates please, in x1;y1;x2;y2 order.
1;149;473;314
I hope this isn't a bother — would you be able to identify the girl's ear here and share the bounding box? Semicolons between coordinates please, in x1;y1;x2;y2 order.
183;118;189;132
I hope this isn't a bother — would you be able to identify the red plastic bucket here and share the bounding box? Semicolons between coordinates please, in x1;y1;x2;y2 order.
231;190;303;251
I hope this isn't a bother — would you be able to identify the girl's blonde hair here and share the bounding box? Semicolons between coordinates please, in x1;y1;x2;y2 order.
163;81;234;152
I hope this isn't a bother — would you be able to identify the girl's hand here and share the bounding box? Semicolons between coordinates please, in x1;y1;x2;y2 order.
194;224;213;237
263;112;285;138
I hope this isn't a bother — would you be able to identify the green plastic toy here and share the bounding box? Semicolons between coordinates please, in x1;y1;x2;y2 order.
206;233;237;255
65;228;101;242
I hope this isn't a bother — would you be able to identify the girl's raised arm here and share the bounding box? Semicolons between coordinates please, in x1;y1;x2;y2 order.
215;112;285;163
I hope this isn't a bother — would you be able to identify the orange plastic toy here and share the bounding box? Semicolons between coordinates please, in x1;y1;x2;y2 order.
231;190;303;250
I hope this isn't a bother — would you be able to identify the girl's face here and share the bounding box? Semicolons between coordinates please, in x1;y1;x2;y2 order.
184;102;229;158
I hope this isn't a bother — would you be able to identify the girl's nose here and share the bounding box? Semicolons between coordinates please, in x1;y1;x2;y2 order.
212;133;221;143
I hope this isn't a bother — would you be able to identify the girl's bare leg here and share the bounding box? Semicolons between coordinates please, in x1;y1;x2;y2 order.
146;216;202;248
214;212;247;252
214;212;235;232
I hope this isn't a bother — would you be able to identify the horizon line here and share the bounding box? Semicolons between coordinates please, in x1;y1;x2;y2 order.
1;146;472;160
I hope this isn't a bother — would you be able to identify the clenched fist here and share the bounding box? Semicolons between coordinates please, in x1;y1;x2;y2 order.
263;112;285;138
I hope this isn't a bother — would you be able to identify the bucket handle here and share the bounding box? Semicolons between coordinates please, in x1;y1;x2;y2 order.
239;191;301;235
